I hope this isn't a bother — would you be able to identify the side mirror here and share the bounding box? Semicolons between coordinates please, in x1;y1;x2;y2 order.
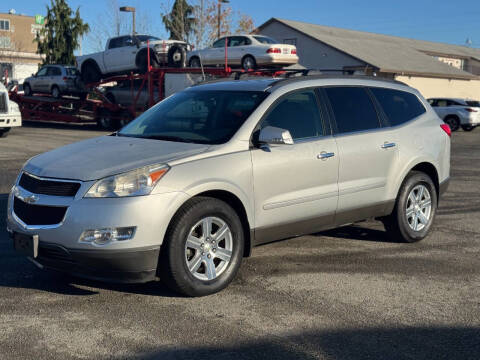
258;126;294;145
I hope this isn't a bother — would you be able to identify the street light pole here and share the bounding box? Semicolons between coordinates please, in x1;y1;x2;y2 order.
120;6;136;35
217;0;229;39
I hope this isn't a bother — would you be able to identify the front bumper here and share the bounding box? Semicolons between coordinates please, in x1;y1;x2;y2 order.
7;178;190;283
0;112;22;128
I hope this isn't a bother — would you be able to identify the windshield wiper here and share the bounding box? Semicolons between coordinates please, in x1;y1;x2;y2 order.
142;135;196;143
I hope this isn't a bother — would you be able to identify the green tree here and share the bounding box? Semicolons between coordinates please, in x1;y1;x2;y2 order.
162;0;195;42
36;0;90;65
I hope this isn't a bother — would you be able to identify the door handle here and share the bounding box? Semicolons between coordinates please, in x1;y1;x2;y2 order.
317;152;335;160
381;142;396;149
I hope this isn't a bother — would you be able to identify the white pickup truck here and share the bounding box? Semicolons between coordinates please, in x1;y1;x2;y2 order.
0;83;22;138
76;34;190;83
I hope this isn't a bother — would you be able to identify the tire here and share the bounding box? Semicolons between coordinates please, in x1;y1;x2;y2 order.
461;124;476;132
51;85;61;99
97;110;114;130
241;55;257;71
168;45;186;68
0;128;10;138
138;51;158;73
24;83;32;96
82;62;101;83
382;171;437;243
189;57;201;68
78;92;88;101
116;110;132;128
444;116;460;132
159;197;244;297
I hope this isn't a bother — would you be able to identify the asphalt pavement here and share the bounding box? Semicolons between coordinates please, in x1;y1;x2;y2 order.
0;123;479;360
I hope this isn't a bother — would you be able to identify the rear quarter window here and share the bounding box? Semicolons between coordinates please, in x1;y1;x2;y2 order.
370;88;426;126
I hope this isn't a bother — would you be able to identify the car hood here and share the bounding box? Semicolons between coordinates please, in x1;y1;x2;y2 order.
24;135;211;181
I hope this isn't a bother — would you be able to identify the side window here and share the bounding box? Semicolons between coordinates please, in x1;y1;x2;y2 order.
437;100;448;107
229;37;241;47
243;37;252;45
108;37;121;49
260;90;322;140
370;87;426;126
324;87;380;134
212;38;226;48
36;67;48;76
428;99;437;107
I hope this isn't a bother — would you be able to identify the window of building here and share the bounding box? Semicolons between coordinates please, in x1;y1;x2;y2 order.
283;38;297;46
0;20;10;31
370;87;426;126
324;87;381;134
0;36;11;49
261;90;322;140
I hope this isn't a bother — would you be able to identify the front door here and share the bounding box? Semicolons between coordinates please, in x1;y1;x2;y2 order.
251;89;339;243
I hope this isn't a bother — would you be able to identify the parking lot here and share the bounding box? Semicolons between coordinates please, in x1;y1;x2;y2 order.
0;123;479;360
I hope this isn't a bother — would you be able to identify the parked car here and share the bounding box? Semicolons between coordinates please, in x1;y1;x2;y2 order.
77;35;190;83
187;34;299;70
8;75;450;296
427;98;480;131
104;79;160;111
23;65;87;99
0;82;22;137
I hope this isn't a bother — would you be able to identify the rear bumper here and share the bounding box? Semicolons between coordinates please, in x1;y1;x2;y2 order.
439;177;450;199
12;235;160;283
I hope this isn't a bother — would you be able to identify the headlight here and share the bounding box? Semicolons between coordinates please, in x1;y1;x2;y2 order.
84;164;169;198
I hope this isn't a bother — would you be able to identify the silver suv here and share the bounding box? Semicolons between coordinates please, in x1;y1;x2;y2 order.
23;65;87;99
7;75;451;296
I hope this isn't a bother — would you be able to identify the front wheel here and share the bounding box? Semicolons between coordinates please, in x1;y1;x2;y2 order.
241;55;257;71
444;116;460;132
51;85;61;99
159;197;244;297
382;171;437;243
24;83;32;96
461;124;476;132
189;57;201;68
0;128;10;138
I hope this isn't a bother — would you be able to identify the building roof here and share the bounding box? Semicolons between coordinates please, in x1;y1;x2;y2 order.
257;18;480;79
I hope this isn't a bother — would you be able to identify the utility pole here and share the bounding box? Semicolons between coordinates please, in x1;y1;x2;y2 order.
217;0;229;39
120;6;136;35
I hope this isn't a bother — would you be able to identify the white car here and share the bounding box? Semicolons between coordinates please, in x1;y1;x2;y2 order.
428;98;480;131
0;82;22;138
77;35;190;83
187;35;299;70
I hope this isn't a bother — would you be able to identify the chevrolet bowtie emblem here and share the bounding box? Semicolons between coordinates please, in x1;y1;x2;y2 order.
23;194;39;204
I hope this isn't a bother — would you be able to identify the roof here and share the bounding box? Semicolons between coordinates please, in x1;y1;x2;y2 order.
189;74;412;93
257;18;480;79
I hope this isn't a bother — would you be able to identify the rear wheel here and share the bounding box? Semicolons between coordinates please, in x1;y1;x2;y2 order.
241;55;257;71
159;197;244;297
51;85;61;99
24;83;32;96
383;171;437;243
444;116;460;132
82;63;101;83
461;124;476;132
138;51;159;73
97;109;114;130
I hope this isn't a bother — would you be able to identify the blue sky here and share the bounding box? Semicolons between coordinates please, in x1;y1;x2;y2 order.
3;0;480;52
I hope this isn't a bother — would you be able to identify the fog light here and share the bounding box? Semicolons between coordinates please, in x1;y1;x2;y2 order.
79;227;136;246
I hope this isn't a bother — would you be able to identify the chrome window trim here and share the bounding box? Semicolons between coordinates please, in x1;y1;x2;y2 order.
21;171;82;185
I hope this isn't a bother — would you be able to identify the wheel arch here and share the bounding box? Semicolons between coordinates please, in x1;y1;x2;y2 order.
395;160;440;202
81;58;101;73
165;187;253;257
135;48;158;67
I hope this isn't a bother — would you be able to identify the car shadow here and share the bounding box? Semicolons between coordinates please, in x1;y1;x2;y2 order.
317;224;396;243
118;326;480;360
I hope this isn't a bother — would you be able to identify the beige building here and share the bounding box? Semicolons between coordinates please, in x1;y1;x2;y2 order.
0;10;44;83
256;18;480;100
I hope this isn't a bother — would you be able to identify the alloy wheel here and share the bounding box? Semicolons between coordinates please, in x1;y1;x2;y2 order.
405;184;432;231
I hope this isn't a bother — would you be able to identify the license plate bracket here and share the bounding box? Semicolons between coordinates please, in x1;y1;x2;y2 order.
13;232;39;258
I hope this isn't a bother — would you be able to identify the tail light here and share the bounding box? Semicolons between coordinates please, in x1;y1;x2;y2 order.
62;77;68;81
440;124;451;137
267;48;281;54
291;49;297;55
464;108;477;112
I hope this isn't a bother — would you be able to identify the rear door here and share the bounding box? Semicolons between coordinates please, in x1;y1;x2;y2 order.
251;89;339;243
323;86;399;225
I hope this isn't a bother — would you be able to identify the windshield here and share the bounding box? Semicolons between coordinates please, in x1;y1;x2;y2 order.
66;68;80;76
466;100;480;107
118;90;268;144
135;35;161;43
253;36;278;44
